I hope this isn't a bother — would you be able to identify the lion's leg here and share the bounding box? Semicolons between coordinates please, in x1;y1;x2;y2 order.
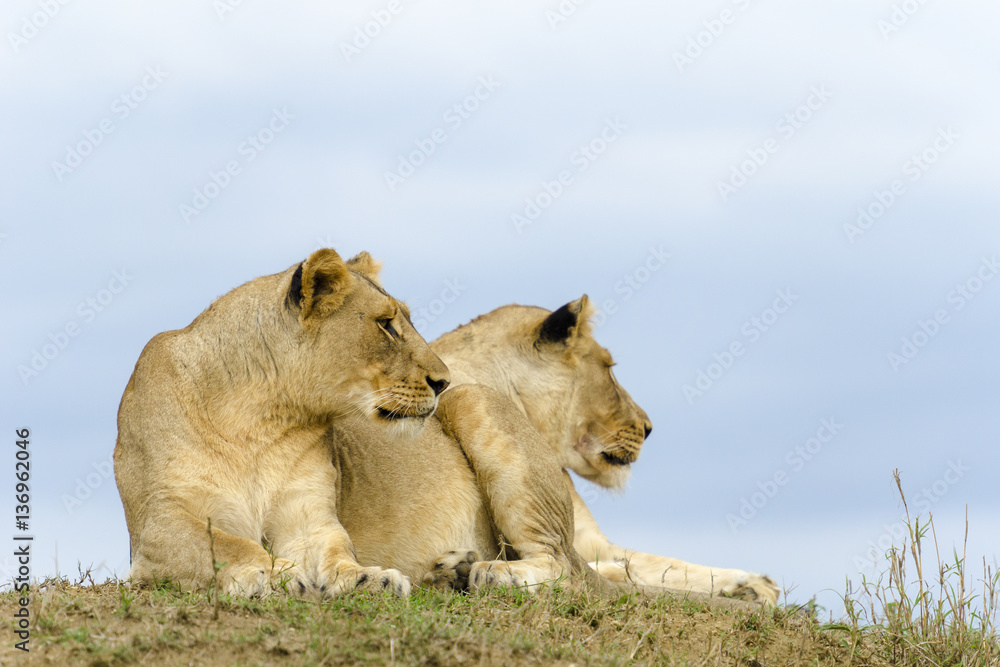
435;385;575;591
130;506;309;597
423;548;571;592
264;449;410;598
566;475;780;604
596;552;779;604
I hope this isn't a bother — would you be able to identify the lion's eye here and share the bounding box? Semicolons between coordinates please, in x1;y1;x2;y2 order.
378;318;399;340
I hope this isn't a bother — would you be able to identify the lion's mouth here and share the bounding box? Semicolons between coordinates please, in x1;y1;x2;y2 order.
600;451;633;467
376;406;435;421
576;433;636;468
572;432;634;491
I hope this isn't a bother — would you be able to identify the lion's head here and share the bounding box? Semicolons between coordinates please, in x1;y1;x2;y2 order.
431;296;651;489
283;248;450;435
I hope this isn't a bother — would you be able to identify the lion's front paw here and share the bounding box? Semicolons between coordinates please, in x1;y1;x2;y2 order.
467;558;562;593
719;572;780;605
221;558;315;598
422;549;480;591
320;563;411;598
268;558;319;598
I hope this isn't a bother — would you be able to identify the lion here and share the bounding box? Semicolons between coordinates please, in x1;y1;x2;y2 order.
331;294;778;603
113;248;451;598
428;296;780;603
330;353;586;592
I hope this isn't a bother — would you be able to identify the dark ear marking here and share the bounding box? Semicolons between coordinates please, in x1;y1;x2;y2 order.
311;269;335;300
538;302;579;345
299;248;352;320
287;263;304;309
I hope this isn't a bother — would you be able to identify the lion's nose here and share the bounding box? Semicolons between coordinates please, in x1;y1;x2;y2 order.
642;421;652;440
427;376;450;396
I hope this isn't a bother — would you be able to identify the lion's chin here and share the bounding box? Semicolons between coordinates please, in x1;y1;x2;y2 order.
383;417;427;440
586;464;631;492
372;408;434;440
573;435;632;491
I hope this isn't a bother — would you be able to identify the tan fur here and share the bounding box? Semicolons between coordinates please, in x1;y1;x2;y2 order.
333;381;581;592
429;297;781;604
113;248;450;598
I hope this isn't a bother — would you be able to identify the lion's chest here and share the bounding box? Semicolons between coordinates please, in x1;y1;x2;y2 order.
188;432;332;543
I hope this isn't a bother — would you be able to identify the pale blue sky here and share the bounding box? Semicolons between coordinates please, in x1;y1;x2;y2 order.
2;0;998;618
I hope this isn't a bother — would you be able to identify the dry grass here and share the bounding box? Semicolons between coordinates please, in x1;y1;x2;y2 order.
3;471;997;665
838;470;999;666
2;575;845;666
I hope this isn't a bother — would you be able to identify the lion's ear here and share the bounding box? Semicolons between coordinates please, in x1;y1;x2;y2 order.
291;249;353;321
346;251;382;284
537;295;594;346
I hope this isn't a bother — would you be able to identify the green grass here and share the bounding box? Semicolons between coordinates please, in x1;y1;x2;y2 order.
836;470;999;666
3;561;996;665
3;472;997;665
3;575;841;666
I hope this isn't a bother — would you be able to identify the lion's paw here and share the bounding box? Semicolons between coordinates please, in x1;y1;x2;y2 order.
589;560;630;583
320;564;411;598
719;572;780;605
467;560;557;593
222;558;315;598
219;564;272;597
268;558;319;598
422;549;480;591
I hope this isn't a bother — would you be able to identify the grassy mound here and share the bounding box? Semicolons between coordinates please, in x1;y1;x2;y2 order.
3;471;995;665
2;577;841;666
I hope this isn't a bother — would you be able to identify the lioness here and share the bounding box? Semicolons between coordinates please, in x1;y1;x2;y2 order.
333;293;777;603
114;248;450;597
431;297;780;603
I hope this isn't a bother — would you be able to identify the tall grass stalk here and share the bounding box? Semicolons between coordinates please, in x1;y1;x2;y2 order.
843;469;998;665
